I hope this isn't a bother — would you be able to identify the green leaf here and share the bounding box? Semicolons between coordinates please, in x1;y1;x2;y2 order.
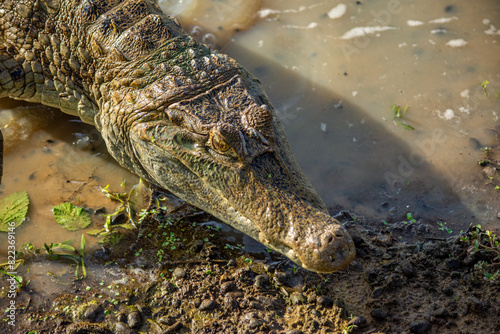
128;178;152;217
86;228;104;236
53;203;92;231
0;191;30;232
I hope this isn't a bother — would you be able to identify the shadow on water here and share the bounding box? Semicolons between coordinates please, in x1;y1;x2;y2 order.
226;42;475;233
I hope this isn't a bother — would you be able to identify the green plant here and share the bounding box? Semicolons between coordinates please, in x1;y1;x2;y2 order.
437;221;453;234
44;234;87;279
342;323;357;334
479;80;489;96
392;104;415;130
460;225;500;282
406;213;416;223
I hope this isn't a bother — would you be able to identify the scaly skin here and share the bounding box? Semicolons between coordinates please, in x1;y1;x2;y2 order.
0;0;355;273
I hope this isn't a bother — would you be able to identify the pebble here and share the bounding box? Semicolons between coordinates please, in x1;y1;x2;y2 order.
347;315;367;328
171;299;181;308
371;287;384;299
221;281;236;293
117;313;127;323
445;259;460;270
248;318;263;329
199;299;216;311
172;267;187;279
254;274;269;288
469;296;486;314
115;322;134;334
83;304;101;321
409;319;431;333
443;286;454;296
400;260;416;278
224;296;238;310
371;309;388;321
433;308;448;318
128;311;141;329
158;315;177;326
317;296;334;308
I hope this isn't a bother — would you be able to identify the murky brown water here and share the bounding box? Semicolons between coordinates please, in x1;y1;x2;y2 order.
1;0;499;268
160;0;500;229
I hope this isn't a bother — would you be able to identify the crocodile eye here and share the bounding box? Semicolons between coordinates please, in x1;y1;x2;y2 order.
212;132;231;152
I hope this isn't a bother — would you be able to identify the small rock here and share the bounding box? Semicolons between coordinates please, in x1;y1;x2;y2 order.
401;260;416;278
446;320;458;328
347;315;367;328
409;319;431;333
434;308;448;318
115;322;134;334
221;281;236;293
224;296;238;310
128;311;141;329
158;315;177;326
371;309;388;321
249;301;264;310
248;318;263;329
172;267;186;279
371;287;384;299
117;313;127;323
443;286;454;296
470;296;485;314
290;293;306;305
450;271;461;279
463;254;476;266
445;259;460;270
199;299;216;311
83;304;101;321
254;274;269;288
171;299;181;308
317;296;334;308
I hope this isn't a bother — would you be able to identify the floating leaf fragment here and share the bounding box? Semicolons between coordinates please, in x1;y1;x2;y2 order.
53;203;91;231
0;191;30;232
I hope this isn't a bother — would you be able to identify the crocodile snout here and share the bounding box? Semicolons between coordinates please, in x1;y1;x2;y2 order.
297;220;356;273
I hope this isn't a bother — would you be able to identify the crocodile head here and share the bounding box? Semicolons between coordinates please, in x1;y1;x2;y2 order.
127;74;355;273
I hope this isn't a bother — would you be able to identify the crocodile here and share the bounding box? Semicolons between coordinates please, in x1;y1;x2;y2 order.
0;0;355;273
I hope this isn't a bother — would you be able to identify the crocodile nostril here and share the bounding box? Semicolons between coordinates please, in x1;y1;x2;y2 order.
327;235;333;244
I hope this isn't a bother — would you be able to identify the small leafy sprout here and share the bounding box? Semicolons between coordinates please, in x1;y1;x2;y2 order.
479;80;489;96
392;104;414;130
392;104;409;118
0;271;24;288
437;221;453;234
43;235;87;279
406;213;416;223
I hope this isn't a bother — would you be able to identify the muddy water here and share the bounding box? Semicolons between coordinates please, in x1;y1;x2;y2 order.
187;0;499;231
0;0;499;267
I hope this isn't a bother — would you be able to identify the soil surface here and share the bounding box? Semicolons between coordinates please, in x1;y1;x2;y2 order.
2;178;500;334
